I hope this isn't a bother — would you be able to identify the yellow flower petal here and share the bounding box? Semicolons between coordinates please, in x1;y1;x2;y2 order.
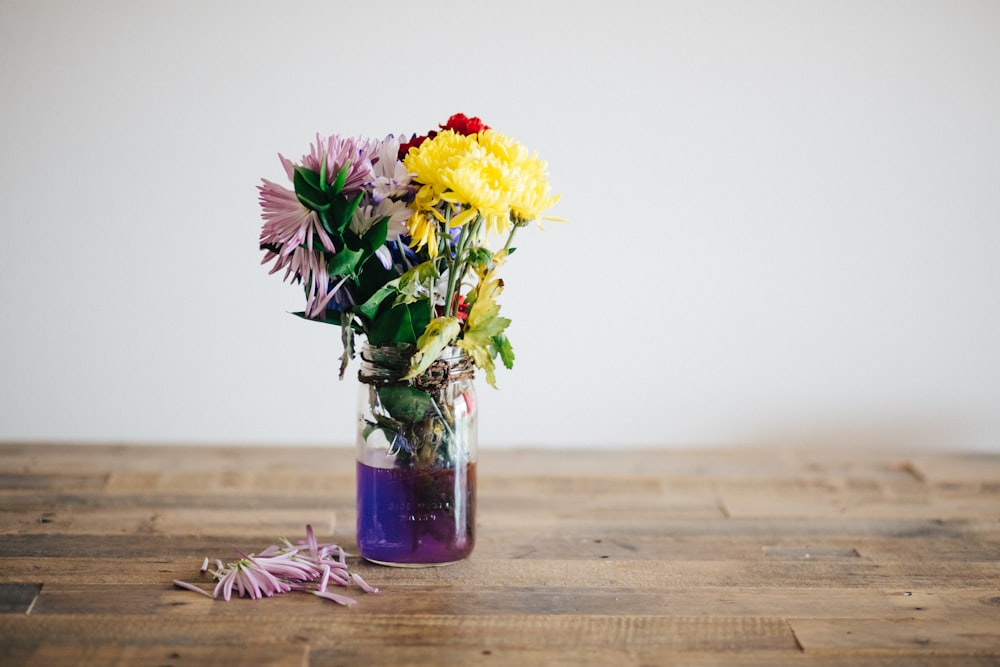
450;208;479;228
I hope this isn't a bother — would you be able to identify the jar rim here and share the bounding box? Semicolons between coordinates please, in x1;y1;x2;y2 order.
358;343;474;388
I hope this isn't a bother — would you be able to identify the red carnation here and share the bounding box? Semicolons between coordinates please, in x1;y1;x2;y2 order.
398;132;436;159
454;294;470;322
398;114;491;159
440;113;490;135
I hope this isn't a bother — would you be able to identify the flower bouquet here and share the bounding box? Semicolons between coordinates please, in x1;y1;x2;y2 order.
258;114;560;565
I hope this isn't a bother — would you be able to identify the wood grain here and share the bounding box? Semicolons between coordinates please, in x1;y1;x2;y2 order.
1;443;998;665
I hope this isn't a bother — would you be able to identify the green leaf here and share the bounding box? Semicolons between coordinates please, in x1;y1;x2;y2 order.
325;190;363;234
333;192;364;232
456;337;497;387
394;260;440;306
457;313;510;389
494;334;515;370
318;209;335;236
339;310;356;379
368;305;410;346
356;282;398;321
342;229;363;251
406;303;432;345
367;302;430;346
293;167;330;212
327;247;364;278
352;256;402;324
362;217;390;255
456;266;511;388
290;310;341;325
295;165;323;191
403;317;462;380
467;246;494;270
350;216;390;274
331;162;349;195
377;385;432;423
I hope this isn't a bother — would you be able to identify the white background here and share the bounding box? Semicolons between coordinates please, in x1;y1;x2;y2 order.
2;0;999;451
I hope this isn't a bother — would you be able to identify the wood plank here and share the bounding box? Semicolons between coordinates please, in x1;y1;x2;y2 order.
0;491;350;512
477;514;998;545
910;452;1000;484
10;495;994;536
0;473;108;492
0;507;342;537
0;583;41;613
307;646;1000;667
4;643;996;667
719;479;1000;519
3;529;996;564
790;616;1000;655
0;534;301;559
102;470;355;496
4;556;999;589
25;583;1000;622
5;644;306;667
0;613;800;651
0;443;355;474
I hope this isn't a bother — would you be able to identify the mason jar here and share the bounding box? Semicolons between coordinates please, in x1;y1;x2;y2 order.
355;343;477;566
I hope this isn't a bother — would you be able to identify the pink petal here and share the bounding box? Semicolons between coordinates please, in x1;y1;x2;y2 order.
306;524;318;554
312;590;357;606
173;579;213;598
351;572;380;595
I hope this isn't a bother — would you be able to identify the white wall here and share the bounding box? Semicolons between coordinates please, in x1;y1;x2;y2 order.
2;0;998;451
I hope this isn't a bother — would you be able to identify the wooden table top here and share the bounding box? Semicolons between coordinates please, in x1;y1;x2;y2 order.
1;443;998;666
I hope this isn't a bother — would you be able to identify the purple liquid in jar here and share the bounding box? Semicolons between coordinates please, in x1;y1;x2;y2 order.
356;461;476;565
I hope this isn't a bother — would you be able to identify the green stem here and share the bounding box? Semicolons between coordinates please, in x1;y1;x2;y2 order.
430;396;457;446
444;214;480;318
443;229;466;317
428;274;436;323
501;224;519;255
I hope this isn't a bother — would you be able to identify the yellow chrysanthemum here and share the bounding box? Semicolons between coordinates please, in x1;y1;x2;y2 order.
403;130;476;199
405;131;507;234
478;129;560;224
407;211;438;258
412;183;441;211
402;128;560;249
477;129;530;167
509;167;561;224
439;149;512;234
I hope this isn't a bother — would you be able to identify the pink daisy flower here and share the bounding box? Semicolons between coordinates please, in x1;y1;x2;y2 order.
173;525;379;606
292;134;378;196
258;179;345;318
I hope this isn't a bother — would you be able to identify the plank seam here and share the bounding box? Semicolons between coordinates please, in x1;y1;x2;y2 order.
25;583;42;616
712;483;732;518
898;462;927;483
785;618;805;653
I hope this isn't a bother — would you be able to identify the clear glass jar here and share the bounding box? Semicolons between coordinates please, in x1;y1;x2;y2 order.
355;343;477;566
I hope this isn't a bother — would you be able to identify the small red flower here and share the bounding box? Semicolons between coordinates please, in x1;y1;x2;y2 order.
398;132;435;159
440;113;490;135
454;294;470;321
434;294;470;321
398;114;491;159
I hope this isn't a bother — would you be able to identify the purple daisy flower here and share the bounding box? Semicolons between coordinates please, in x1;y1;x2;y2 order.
290;134;378;196
173;525;379;606
370;135;414;203
259;178;353;318
258;179;337;256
